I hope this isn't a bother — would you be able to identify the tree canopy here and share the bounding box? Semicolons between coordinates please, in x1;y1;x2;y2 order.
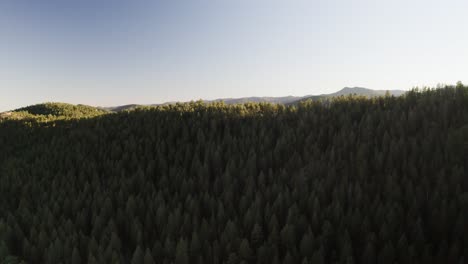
1;85;467;263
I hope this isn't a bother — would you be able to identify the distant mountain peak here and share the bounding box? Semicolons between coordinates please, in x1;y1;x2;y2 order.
329;87;404;97
103;87;407;111
341;87;370;91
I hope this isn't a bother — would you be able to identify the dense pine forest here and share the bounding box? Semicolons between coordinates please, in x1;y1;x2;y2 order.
1;85;468;264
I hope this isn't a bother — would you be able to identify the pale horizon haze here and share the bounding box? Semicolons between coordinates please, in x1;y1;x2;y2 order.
1;0;467;111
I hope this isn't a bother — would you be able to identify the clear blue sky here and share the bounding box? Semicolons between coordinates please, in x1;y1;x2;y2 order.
1;0;467;111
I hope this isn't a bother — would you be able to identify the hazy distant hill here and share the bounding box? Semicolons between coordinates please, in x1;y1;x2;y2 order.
106;87;406;112
101;104;140;112
289;87;406;105
104;97;304;112
1;88;406;114
0;87;406;119
204;96;301;105
326;87;405;97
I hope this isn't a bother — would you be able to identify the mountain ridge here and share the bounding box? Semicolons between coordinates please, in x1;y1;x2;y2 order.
105;87;406;112
2;87;406;115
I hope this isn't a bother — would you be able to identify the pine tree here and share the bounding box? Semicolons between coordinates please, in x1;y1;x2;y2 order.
131;246;144;264
175;238;189;264
71;247;81;264
143;248;155;264
238;239;252;261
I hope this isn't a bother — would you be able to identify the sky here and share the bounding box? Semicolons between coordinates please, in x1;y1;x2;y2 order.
1;0;467;111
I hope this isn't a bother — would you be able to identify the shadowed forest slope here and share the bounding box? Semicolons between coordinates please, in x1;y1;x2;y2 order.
1;85;468;263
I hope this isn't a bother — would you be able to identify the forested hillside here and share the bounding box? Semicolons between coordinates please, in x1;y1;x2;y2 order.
104;87;406;111
15;103;106;118
0;103;108;124
1;85;467;263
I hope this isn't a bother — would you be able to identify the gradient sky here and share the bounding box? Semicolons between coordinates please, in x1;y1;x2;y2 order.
1;0;467;111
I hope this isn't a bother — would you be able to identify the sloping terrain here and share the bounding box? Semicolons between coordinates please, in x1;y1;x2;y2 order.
4;103;110;121
105;87;406;112
0;86;467;263
289;87;406;105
